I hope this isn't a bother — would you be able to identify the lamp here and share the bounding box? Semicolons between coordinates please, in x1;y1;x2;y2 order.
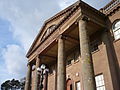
40;64;46;70
37;64;49;90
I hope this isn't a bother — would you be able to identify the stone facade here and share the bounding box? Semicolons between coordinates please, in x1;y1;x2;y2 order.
25;0;120;90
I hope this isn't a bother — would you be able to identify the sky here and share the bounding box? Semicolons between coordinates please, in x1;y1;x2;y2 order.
0;0;110;87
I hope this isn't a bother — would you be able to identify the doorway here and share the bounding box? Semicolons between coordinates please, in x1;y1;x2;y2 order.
67;79;72;90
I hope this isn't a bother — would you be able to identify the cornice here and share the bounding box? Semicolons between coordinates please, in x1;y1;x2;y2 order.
26;2;80;58
100;0;120;16
107;4;120;16
46;1;79;23
26;1;79;57
26;0;107;58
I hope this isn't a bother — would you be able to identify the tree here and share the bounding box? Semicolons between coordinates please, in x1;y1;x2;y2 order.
1;80;11;90
10;79;20;90
1;78;26;90
20;77;25;90
1;79;21;90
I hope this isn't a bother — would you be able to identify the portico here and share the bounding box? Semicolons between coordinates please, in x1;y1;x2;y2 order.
25;1;107;90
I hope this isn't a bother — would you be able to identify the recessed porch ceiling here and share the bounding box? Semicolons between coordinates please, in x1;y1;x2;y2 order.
40;20;104;65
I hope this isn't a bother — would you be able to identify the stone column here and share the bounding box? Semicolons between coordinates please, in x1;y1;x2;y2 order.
78;17;96;90
57;35;66;90
34;56;41;90
24;63;32;90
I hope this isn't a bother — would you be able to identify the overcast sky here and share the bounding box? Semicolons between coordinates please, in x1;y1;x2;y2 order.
0;0;110;87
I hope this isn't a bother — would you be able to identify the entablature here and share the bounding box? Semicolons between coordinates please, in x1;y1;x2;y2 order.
27;1;107;62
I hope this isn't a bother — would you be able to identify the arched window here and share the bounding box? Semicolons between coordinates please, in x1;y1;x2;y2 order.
112;20;120;40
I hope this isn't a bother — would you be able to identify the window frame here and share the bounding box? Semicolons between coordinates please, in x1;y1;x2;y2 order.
95;74;106;90
75;81;81;90
112;20;120;40
90;40;99;53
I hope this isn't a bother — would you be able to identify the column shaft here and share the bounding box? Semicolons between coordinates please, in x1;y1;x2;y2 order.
57;36;66;90
25;64;32;90
34;56;41;90
79;19;96;90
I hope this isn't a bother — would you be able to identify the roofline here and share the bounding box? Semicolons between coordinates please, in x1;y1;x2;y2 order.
103;0;115;9
26;1;79;57
26;0;106;58
100;0;120;15
45;1;79;23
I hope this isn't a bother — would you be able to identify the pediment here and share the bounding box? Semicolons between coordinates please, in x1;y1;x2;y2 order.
26;0;106;58
26;1;79;57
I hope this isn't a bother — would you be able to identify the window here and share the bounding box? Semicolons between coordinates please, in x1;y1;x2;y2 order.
95;74;105;90
112;20;120;40
76;81;81;90
90;40;99;52
74;50;80;62
49;65;55;74
66;53;74;66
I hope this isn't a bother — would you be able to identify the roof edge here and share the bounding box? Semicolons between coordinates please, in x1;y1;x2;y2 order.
100;0;120;15
26;0;107;58
26;1;79;58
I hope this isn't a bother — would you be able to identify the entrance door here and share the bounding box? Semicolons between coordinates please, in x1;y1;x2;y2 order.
67;79;72;90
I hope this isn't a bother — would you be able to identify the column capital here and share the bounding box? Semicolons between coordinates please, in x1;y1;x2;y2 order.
81;15;90;21
56;34;66;42
27;62;32;66
36;54;44;60
76;15;90;24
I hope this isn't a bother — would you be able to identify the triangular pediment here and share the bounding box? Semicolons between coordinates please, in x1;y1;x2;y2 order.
26;1;79;57
26;0;108;58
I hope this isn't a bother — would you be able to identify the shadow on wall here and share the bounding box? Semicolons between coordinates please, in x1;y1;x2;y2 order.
102;18;120;90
